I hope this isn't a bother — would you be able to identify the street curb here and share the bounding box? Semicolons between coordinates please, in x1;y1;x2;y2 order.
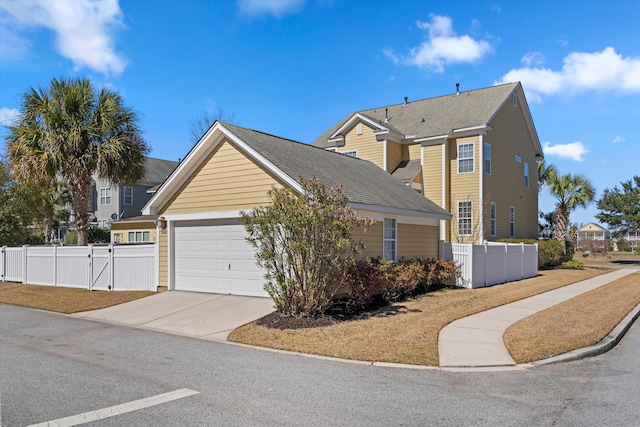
529;302;640;367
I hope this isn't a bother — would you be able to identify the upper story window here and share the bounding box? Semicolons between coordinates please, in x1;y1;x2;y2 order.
123;186;133;205
356;124;363;135
515;155;522;163
524;162;529;188
97;219;108;229
341;150;358;157
458;143;474;173
512;93;518;107
458;201;473;236
100;187;112;205
484;143;491;175
383;218;397;261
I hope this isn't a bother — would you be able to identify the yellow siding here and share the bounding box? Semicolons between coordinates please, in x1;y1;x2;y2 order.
449;137;480;243
407;144;421;162
386;141;404;172
162;139;282;214
361;221;383;258
398;224;439;258
423;145;443;207
341;122;383;168
111;222;156;243
158;227;168;287
483;97;538;241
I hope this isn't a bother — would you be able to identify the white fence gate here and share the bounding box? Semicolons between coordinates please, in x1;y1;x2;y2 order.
440;242;538;288
1;244;157;291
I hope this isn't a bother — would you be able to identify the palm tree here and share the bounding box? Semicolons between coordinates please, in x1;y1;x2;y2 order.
546;172;595;253
5;77;148;245
537;159;557;192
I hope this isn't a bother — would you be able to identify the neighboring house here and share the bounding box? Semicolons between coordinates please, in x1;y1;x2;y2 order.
625;230;639;252
311;82;543;243
142;121;451;296
90;157;178;228
110;215;159;244
576;223;611;252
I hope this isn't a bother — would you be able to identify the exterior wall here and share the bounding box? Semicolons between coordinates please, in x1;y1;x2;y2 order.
449;136;480;243
91;179;156;223
162;138;283;214
158;226;168;287
407;144;421;162
121;185;154;220
339;122;384;169
386;141;404;173
111;221;157;244
398;224;439;258
92;176;119;224
483;98;538;241
361;221;383;258
422;145;443;207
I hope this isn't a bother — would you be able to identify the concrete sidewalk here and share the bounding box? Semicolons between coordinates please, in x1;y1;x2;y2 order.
438;268;639;368
73;292;274;341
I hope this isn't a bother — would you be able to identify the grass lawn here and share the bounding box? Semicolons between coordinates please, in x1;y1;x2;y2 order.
229;268;612;366
0;282;155;314
504;270;640;364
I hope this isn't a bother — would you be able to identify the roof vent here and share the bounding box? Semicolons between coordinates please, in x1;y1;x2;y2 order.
384;108;389;123
403;96;408;105
456;83;460;95
421;118;425;122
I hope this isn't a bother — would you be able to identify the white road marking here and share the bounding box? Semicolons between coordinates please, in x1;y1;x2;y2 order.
28;388;199;427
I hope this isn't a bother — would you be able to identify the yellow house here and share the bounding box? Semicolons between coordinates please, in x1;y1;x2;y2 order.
142;122;451;296
577;223;610;252
110;215;158;244
312;82;543;243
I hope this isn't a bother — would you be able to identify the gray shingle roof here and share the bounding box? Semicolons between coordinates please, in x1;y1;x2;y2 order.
221;122;450;218
391;160;422;183
143;157;179;185
312;82;519;148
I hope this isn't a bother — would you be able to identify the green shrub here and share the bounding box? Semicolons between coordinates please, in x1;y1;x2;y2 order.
537;239;564;268
424;258;461;288
562;259;584;269
344;260;386;308
582;252;590;258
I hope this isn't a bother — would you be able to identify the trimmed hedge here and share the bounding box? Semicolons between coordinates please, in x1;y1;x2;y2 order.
498;238;565;269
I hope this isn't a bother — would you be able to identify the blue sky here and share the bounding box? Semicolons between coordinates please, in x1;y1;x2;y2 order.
1;0;639;228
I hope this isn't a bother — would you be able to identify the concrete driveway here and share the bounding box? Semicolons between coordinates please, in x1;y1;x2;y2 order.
73;291;275;341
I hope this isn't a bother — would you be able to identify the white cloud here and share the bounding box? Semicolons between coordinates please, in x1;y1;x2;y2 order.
543;141;589;162
498;47;640;101
0;0;126;76
521;52;545;67
384;14;492;73
0;108;20;126
611;136;625;144
237;0;305;17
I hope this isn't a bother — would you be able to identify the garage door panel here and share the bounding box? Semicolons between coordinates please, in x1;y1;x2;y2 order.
174;221;268;296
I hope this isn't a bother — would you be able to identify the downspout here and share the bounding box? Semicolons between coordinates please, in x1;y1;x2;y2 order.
478;134;484;243
441;143;447;241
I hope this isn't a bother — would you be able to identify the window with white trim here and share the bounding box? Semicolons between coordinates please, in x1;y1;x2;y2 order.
128;230;150;243
458;143;474;173
458;201;473;236
100;187;112;205
97;219;108;229
356;124;363;135
341;150;358;157
515;155;522;163
512;93;518;107
383;218;397;261
490;202;497;237
509;206;516;238
113;233;121;244
123;186;133;205
484;143;491;175
524;162;529;188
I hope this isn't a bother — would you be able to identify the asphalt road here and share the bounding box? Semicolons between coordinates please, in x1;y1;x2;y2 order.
1;304;639;426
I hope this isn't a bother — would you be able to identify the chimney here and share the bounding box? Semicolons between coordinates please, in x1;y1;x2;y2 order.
384;108;389;123
456;83;460;95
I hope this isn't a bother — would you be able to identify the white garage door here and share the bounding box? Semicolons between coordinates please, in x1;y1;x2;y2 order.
174;220;268;297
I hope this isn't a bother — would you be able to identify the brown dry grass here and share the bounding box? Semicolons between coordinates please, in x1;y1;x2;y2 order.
229;268;609;366
0;281;155;314
505;271;640;364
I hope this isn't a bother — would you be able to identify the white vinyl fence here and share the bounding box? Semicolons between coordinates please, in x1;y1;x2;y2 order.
440;242;538;289
1;244;157;291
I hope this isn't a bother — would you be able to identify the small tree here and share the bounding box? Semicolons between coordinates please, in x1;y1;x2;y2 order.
241;177;374;317
596;176;640;237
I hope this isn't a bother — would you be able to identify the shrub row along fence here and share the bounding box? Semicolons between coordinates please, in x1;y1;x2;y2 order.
0;244;157;291
440;242;538;288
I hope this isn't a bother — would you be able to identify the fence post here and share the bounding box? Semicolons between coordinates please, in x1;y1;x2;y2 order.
109;244;115;291
53;245;58;287
22;245;28;285
520;243;525;280
87;244;93;291
1;246;5;282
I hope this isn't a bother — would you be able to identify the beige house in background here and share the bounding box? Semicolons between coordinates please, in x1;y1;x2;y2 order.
312;82;543;243
142;122;450;295
577;223;610;252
